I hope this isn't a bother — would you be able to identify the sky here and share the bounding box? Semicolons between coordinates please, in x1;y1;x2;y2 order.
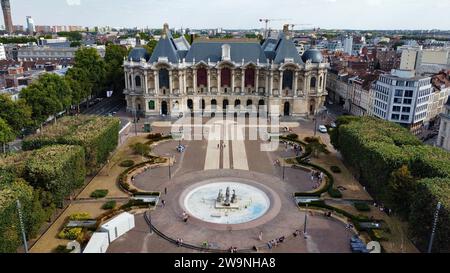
5;0;450;30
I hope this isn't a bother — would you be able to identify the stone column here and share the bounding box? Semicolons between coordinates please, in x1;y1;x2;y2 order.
241;68;246;94
217;68;221;94
293;71;298;97
193;69;197;94
130;72;135;90
231;69;235;93
265;71;269;96
169;70;173;95
279;71;283;95
183;71;187;95
154;71;159;95
207;69;211;94
178;70;183;95
144;73;148;94
124;71;128;90
255;69;259;94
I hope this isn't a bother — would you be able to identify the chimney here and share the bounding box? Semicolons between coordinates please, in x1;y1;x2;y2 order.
162;23;169;38
135;34;141;46
221;44;231;61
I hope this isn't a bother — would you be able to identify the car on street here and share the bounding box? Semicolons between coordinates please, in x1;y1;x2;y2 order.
330;122;337;128
318;125;328;133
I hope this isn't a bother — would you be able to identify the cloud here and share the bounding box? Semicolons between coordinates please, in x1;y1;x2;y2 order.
66;0;81;6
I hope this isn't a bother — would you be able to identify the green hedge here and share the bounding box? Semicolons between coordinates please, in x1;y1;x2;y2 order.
90;189;108;199
22;115;120;173
0;176;46;253
119;160;135;168
117;157;166;195
102;200;117;210
409;178;449;253
354;202;371;212
331;116;450;252
24;145;86;206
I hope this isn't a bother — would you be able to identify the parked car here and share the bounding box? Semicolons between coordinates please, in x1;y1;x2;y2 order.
330;122;337;128
318;125;328;133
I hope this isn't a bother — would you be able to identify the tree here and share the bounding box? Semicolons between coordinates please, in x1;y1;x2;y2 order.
20;74;72;126
66;67;92;111
130;143;151;157
0;118;15;153
304;137;329;158
144;39;158;56
73;47;106;97
104;44;128;94
385;165;416;218
0;94;32;134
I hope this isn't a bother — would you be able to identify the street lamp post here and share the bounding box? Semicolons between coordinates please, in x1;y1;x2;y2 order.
133;110;138;136
303;203;308;238
428;202;442;253
148;210;153;235
166;154;172;180
16;200;28;253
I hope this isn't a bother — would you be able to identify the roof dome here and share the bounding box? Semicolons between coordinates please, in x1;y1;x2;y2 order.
301;48;323;63
128;47;150;62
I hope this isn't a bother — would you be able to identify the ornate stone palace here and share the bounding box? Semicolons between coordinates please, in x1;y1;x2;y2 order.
123;24;329;117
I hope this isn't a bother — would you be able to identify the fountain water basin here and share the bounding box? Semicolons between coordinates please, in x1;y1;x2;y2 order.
183;182;271;225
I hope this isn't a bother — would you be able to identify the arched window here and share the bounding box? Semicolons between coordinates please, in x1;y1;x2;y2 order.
310;77;316;88
319;76;323;88
135;75;142;87
282;70;294;90
159;69;169;88
129;75;132;88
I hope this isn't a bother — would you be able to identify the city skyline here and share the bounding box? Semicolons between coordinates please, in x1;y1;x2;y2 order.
4;0;450;30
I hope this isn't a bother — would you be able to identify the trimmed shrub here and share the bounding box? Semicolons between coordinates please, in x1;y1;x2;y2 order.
286;133;298;141
0;176;46;253
22;115;120;173
90;189;108;199
119;160;135;168
69;213;91;221
330;166;342;173
58;227;83;240
331;116;450;252
53;245;73;253
24;145;86;206
409;178;449;253
147;133;163;140
328;188;343;198
354;202;371;212
102;200;117;210
130;142;151;157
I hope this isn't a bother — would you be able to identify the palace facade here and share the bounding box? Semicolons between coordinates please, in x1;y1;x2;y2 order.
123;24;329;117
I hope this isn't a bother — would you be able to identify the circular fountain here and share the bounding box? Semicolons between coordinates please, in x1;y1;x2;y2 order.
183;182;271;225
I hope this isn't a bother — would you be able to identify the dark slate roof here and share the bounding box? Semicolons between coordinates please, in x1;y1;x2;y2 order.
185;41;268;64
302;48;324;63
149;35;180;63
128;47;150;62
261;33;303;64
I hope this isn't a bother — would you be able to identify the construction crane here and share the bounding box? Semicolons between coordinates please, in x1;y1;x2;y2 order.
289;24;312;31
259;18;290;38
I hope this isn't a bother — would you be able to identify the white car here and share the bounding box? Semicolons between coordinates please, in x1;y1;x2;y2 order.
318;125;328;133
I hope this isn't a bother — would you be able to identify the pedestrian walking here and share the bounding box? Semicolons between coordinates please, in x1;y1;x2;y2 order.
161;199;166;208
258;231;263;241
164;187;167;195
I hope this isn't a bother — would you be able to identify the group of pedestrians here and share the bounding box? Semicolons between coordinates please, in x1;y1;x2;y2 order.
267;236;285;249
310;170;325;189
217;142;227;150
182;211;190;223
